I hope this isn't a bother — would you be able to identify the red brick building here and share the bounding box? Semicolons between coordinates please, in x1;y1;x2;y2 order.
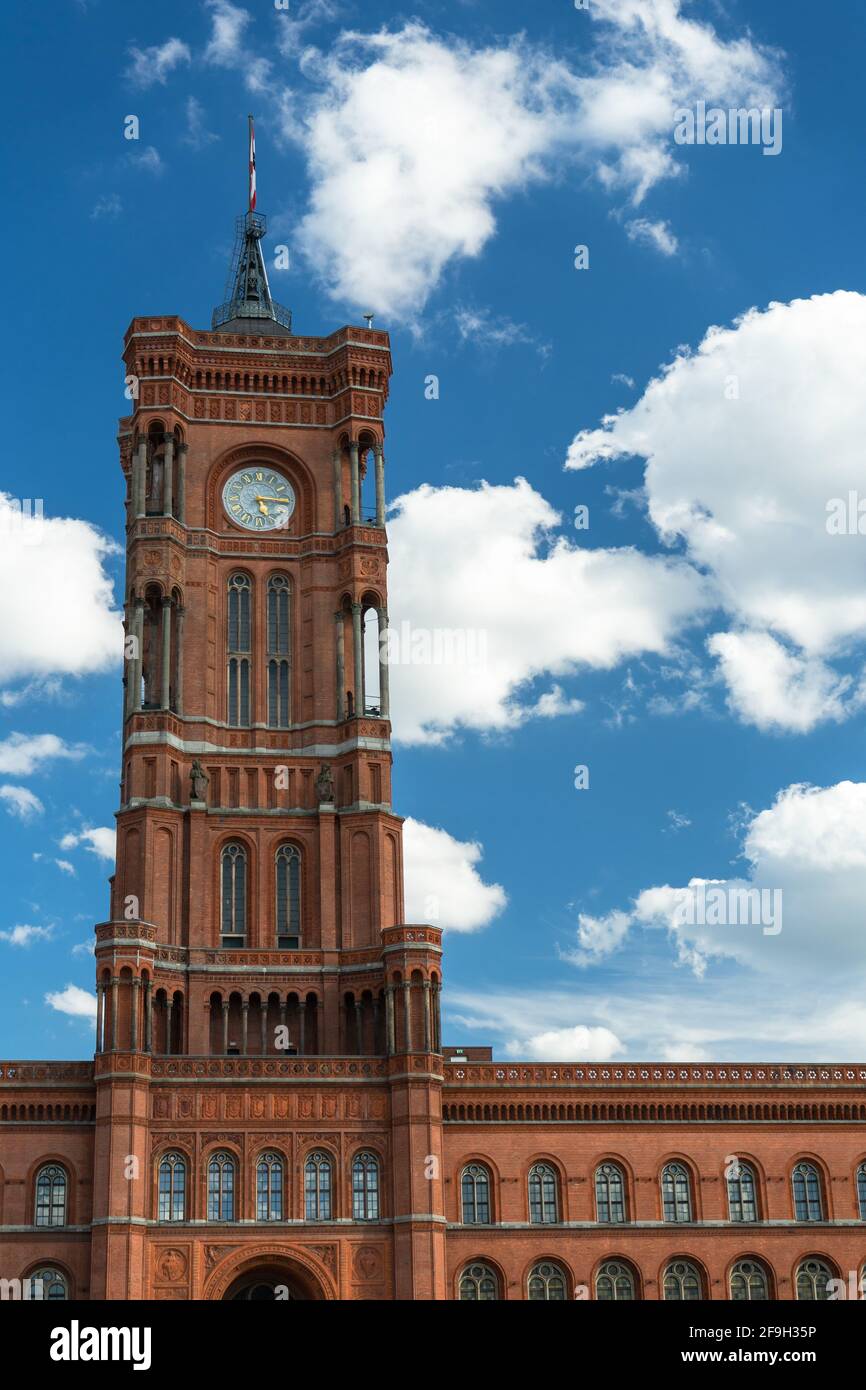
1;195;865;1303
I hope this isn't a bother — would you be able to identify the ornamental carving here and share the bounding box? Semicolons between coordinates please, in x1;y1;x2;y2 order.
308;1244;337;1274
149;1131;191;1152
204;1244;242;1274
155;1248;187;1282
353;1245;381;1282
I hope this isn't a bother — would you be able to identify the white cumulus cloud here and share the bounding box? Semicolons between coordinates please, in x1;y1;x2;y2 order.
504;1024;624;1063
567;292;866;732
60;826;116;863
45;984;97;1022
0;495;122;685
402;817;506;932
0;786;44;821
387;478;709;744
0;733;87;776
281;6;781;318
565;779;866;986
0;924;53;947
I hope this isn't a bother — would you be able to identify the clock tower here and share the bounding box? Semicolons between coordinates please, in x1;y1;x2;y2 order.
88;140;446;1299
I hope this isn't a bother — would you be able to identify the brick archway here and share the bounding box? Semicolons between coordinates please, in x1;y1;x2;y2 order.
203;1245;337;1301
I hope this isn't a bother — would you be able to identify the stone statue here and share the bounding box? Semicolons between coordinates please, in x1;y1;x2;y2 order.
315;762;334;803
190;759;209;802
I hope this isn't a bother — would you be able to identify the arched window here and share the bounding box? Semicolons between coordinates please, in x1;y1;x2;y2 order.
596;1261;636;1301
528;1261;567;1301
256;1152;283;1221
157;1151;186;1222
352;1152;380;1221
727;1159;758;1222
34;1164;67;1227
27;1267;68;1300
730;1259;769;1301
267;575;290;728
663;1260;702;1301
207;1151;236;1222
528;1163;558;1224
461;1164;491;1225
227;574;251;726
275;844;301;949
304;1152;333;1221
796;1258;833;1301
459;1262;498;1300
792;1162;823;1221
661;1162;692;1222
856;1163;866;1220
595;1162;626;1223
221;843;246;946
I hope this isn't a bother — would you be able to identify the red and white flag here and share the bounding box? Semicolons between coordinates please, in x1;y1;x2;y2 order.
248;115;257;212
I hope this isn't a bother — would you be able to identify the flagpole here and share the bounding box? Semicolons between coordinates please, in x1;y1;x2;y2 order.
248;114;255;214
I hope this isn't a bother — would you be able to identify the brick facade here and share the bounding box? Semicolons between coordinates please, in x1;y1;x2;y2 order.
0;303;864;1301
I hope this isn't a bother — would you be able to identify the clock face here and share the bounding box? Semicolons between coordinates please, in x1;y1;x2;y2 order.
222;467;296;531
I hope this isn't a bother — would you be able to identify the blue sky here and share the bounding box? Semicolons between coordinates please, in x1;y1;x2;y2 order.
2;0;866;1062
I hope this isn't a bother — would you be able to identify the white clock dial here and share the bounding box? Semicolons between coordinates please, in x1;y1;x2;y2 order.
222;467;296;531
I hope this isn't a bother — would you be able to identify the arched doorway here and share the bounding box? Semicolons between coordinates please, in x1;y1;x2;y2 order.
212;1252;332;1302
226;1268;310;1300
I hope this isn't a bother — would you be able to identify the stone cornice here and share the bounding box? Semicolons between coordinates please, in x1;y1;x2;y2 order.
444;1062;866;1089
0;1062;95;1084
123;317;391;358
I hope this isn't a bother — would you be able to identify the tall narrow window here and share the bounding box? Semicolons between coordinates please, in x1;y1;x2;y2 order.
461;1164;491;1225
267;575;290;728
352;1152;380;1221
275;844;301;948
227;574;251;726
596;1262;636;1301
528;1163;558;1224
256;1152;283;1221
304;1152;333;1220
661;1162;692;1222
727;1159;758;1222
856;1163;866;1220
221;843;246;946
34;1165;67;1227
792;1163;823;1221
595;1162;626;1223
157;1152;186;1222
207;1152;235;1222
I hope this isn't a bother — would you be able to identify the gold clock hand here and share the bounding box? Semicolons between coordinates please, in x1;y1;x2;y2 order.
253;495;288;516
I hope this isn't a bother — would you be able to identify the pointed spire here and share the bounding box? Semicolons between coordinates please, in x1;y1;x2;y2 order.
212;116;292;335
